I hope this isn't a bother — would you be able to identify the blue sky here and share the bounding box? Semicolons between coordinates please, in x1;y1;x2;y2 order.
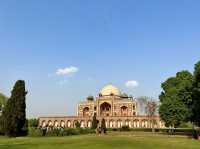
0;0;200;117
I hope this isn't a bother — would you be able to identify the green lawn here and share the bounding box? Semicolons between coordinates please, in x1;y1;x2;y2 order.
0;132;199;149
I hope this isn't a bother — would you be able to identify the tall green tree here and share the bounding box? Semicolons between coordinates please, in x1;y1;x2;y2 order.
2;80;27;137
191;61;200;126
101;118;106;134
91;113;98;129
159;71;193;128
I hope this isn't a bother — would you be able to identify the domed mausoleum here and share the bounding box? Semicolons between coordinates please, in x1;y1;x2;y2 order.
39;84;165;128
100;84;121;96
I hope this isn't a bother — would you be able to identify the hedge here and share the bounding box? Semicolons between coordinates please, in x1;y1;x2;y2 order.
28;127;95;137
107;127;195;135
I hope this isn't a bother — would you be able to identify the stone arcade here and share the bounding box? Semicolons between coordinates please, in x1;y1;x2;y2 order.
39;84;165;128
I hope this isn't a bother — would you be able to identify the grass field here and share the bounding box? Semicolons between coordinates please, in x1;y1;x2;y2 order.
0;132;199;149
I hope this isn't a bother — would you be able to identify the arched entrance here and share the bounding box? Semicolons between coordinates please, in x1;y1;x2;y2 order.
80;120;85;128
48;121;53;127
83;107;90;117
60;121;65;128
117;120;122;128
121;106;128;116
109;120;115;128
87;120;92;128
125;120;131;127
133;120;140;128
67;120;71;128
100;102;111;116
42;121;46;127
54;121;59;127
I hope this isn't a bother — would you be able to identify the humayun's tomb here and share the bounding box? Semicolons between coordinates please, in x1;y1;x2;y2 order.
39;84;165;128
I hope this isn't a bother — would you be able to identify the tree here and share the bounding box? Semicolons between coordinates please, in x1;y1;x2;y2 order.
191;61;200;126
28;118;39;128
91;113;98;129
0;93;7;114
87;96;94;101
101;118;106;134
137;96;158;131
145;99;158;132
75;121;81;128
159;97;188;128
159;71;193;128
2;80;27;137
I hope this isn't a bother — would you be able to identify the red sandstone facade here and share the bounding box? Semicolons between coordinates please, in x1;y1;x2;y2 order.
39;84;165;128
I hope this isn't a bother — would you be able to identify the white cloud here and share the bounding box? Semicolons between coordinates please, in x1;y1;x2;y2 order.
56;66;79;76
125;80;138;88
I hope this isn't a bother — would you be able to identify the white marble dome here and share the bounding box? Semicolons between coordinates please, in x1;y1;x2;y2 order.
100;84;121;96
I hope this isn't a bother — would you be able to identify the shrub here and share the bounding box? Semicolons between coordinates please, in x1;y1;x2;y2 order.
63;128;80;136
130;128;153;132
28;127;42;137
112;128;118;131
107;127;194;136
28;119;39;128
120;125;130;131
179;122;193;128
45;128;62;136
79;128;95;134
29;127;95;137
